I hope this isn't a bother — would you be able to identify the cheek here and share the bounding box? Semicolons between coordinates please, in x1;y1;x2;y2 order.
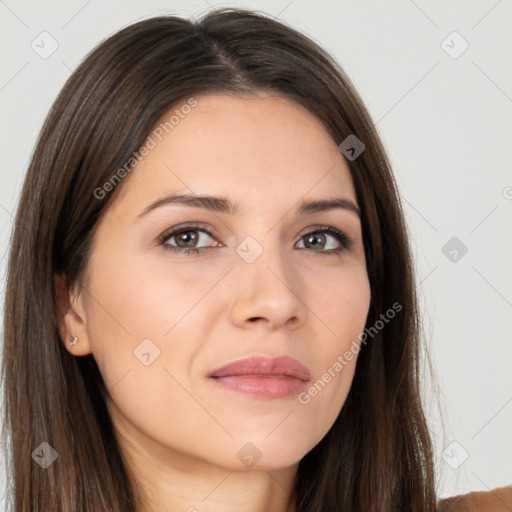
299;264;370;415
313;261;371;343
82;245;233;418
82;257;208;442
85;247;215;342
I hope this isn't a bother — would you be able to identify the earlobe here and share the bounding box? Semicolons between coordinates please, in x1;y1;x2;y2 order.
53;273;92;356
68;336;79;347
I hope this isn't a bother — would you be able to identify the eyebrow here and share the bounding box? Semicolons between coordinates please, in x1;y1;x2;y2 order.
136;193;360;219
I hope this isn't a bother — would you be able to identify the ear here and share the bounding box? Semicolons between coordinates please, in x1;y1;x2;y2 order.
54;273;93;356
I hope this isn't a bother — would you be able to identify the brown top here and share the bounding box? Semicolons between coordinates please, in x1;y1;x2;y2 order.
437;485;512;511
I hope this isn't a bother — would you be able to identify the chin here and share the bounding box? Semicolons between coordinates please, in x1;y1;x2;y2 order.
214;436;313;472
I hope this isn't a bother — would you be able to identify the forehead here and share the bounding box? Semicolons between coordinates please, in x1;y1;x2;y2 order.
110;92;357;214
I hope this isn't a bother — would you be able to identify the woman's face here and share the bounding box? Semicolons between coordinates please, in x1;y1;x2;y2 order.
67;92;371;473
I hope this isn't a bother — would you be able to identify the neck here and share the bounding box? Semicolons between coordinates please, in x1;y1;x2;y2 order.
128;444;298;512
109;399;298;512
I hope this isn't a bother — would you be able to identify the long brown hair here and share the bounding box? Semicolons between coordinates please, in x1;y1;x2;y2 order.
1;7;440;511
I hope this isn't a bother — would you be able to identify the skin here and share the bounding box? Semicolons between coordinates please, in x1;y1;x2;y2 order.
55;91;371;512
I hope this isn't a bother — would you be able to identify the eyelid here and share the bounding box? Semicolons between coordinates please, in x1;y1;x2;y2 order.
297;224;352;253
157;222;352;254
157;221;222;246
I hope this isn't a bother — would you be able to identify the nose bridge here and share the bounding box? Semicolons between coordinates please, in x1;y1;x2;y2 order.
229;226;304;327
235;220;288;283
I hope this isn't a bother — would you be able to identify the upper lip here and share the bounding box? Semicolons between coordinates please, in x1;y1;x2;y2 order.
209;355;311;381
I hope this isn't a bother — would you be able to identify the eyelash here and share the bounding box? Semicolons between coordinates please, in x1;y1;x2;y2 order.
157;222;351;257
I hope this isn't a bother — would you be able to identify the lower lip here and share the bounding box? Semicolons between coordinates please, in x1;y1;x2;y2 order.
210;375;309;399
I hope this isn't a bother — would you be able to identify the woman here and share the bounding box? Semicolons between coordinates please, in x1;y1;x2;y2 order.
1;7;508;511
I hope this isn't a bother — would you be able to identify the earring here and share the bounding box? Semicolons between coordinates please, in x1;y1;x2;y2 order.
69;336;79;347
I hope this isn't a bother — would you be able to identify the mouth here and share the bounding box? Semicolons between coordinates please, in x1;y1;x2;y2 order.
209;355;311;399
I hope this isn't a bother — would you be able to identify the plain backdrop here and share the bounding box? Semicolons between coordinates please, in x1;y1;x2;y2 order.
1;0;511;505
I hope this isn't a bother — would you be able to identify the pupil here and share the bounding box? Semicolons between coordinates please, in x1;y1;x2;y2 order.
307;233;324;248
179;231;197;247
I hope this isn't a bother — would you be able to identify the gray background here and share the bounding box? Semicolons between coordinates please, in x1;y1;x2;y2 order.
1;0;511;504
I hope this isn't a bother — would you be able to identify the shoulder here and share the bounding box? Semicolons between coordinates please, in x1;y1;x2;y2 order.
437;485;512;511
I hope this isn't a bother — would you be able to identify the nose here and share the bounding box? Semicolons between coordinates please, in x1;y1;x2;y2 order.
228;238;305;331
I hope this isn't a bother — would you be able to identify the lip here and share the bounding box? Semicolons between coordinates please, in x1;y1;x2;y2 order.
209;355;311;399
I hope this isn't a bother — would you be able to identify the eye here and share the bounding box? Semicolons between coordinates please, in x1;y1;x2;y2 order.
158;223;220;255
157;223;351;257
296;226;351;257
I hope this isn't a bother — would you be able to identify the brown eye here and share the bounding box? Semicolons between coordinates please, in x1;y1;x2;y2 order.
296;227;351;256
158;224;220;255
302;232;327;249
170;229;201;248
